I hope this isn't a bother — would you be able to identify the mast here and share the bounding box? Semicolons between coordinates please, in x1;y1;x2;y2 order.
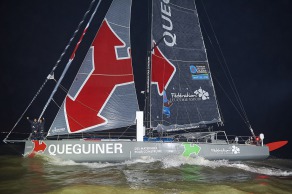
144;0;153;128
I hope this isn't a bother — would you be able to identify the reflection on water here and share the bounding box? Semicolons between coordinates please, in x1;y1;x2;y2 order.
0;155;291;194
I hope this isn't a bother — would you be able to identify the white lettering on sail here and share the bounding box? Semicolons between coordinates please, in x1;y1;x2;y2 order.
162;15;172;31
161;0;176;47
48;143;123;156
171;87;210;101
163;31;176;47
161;2;171;16
51;127;66;133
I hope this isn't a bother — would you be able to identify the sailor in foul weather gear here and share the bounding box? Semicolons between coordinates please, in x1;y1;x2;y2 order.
38;118;45;140
27;117;38;140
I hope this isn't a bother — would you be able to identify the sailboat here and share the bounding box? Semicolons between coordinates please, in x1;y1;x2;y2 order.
4;0;274;162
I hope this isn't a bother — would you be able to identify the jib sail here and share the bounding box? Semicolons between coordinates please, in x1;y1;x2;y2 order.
48;0;138;136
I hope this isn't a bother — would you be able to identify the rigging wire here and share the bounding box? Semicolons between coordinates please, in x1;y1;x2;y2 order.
198;0;255;137
4;80;47;142
200;0;249;122
51;98;86;131
193;0;222;125
53;80;100;114
49;78;134;138
50;83;136;139
213;76;251;126
4;0;100;142
38;0;102;120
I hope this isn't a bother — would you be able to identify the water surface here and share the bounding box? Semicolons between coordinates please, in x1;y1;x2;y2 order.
0;155;291;194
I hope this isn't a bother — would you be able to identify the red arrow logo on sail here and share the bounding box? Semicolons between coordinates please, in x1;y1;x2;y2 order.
28;140;47;158
66;20;134;133
151;46;176;95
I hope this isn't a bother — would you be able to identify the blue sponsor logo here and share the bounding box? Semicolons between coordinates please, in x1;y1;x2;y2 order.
192;74;209;80
190;64;209;80
190;65;197;74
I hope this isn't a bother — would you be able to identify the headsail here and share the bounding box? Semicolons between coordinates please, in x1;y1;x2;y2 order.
48;0;139;136
150;0;221;130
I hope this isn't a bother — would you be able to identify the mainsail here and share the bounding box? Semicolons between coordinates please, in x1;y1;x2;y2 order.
48;0;139;136
150;0;222;130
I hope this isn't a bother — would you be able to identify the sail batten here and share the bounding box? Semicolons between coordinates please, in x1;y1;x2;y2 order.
149;0;222;130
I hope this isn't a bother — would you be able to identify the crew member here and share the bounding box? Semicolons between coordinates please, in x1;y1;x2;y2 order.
27;117;38;140
38;118;45;140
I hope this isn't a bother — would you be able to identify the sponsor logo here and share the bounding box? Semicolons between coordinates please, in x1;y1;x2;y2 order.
134;146;162;154
51;127;66;134
160;0;176;47
65;20;134;133
211;145;241;155
192;74;209;80
182;143;201;157
28;140;47;158
171;87;210;101
190;65;198;74
151;45;176;95
48;143;123;156
190;64;209;80
231;145;240;154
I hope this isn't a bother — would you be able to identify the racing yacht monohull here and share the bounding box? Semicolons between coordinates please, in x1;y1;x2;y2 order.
6;0;273;162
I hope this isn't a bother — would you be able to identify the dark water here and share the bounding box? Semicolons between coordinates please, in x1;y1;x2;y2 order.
0;154;291;194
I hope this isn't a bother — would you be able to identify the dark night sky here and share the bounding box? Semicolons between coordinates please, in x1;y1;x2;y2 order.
0;0;292;158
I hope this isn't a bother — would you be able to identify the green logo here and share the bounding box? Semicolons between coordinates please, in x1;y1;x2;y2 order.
182;143;201;157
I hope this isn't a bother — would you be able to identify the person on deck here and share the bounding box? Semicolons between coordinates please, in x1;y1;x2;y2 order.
27;117;38;140
235;136;239;144
38;118;45;140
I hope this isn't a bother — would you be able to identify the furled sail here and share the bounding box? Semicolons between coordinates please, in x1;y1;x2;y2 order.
48;0;139;136
150;0;222;130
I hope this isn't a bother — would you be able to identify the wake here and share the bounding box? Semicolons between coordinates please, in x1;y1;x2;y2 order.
38;153;292;177
160;156;292;176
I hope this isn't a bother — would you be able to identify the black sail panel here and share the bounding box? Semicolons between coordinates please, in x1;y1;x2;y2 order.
150;0;221;130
